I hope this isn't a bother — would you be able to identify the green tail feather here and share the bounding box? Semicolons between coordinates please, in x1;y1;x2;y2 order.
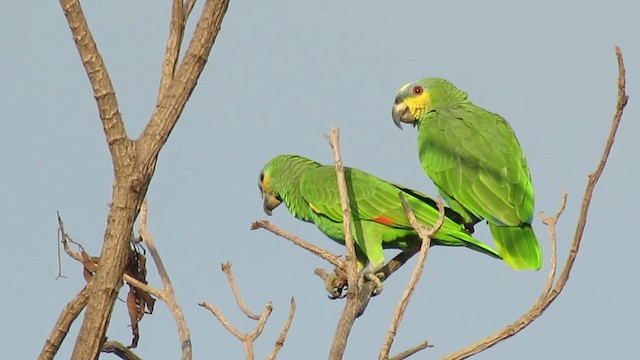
488;224;542;270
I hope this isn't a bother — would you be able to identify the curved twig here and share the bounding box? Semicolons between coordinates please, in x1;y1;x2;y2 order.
221;263;261;320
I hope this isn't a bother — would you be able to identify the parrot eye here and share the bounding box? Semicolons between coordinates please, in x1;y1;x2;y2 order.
412;86;423;95
259;172;265;183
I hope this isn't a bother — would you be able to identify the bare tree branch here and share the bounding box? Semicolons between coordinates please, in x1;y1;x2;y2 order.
267;298;297;360
38;286;90;360
252;220;345;269
157;0;187;103
55;0;230;357
138;0;230;165
221;263;261;320
183;0;197;22
58;0;128;153
138;200;192;360
201;303;271;360
201;262;296;359
388;341;432;360
200;301;274;359
327;127;363;359
442;46;628;360
379;197;445;359
102;340;142;360
54;206;192;358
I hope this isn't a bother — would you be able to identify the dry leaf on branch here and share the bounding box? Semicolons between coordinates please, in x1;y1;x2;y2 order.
125;245;156;348
80;249;99;283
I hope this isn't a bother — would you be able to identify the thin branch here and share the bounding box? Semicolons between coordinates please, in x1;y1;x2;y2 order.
183;0;197;21
267;298;297;360
202;262;295;359
221;263;260;320
200;302;245;338
200;301;274;360
38;286;90;360
139;200;192;360
56;212;68;279
537;192;566;299
379;197;444;359
442;46;628;360
138;0;230;165
252;220;344;269
388;341;432;360
102;340;142;360
157;0;187;103
327;127;362;359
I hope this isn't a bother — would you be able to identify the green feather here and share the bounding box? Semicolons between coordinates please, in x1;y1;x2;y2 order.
489;224;542;270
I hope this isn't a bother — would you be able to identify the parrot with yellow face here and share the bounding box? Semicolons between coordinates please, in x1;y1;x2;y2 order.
392;78;542;270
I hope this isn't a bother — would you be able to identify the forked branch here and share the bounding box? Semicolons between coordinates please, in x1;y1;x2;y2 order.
201;263;296;359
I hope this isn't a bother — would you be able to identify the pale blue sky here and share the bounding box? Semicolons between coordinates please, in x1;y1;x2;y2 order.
1;1;638;359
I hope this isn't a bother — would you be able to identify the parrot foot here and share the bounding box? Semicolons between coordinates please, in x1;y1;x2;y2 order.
325;270;348;299
363;270;384;296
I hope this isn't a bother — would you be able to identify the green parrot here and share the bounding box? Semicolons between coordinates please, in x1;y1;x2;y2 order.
258;154;502;278
391;78;542;270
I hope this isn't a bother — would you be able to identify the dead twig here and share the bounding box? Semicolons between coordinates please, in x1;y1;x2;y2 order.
102;340;142;360
202;263;296;360
378;196;445;359
267;298;297;360
222;263;260;320
251;220;344;269
200;302;272;359
388;341;433;360
442;45;628;360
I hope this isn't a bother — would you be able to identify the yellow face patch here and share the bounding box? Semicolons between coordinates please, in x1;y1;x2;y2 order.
260;172;272;194
403;90;430;119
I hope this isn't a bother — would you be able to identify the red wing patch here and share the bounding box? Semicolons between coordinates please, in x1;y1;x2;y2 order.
373;216;395;226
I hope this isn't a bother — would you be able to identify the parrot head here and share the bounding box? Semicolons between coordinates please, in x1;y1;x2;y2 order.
392;78;467;129
258;169;282;216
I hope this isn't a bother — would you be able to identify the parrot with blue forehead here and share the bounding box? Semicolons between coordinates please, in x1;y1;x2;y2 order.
392;78;542;270
259;154;502;290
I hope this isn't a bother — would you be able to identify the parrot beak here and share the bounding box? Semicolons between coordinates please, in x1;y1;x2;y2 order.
392;99;416;129
262;193;282;216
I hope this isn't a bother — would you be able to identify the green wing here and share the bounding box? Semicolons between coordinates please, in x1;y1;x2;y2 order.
419;104;534;227
299;166;448;230
299;166;501;241
299;165;501;263
418;104;541;270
